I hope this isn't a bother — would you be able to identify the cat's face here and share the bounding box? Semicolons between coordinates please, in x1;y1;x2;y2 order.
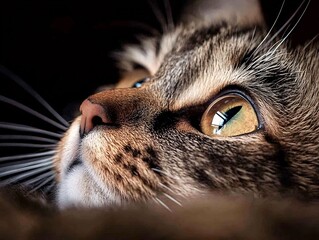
54;19;319;208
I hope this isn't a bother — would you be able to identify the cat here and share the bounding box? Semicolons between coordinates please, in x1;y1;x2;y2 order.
54;0;319;208
0;0;319;238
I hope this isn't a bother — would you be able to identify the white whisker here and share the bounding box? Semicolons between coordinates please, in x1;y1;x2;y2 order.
0;150;56;162
0;65;69;127
253;0;286;55
159;182;176;194
249;48;285;69
303;34;319;50
0;157;54;171
0;143;56;148
1;165;52;185
154;197;172;212
0;122;63;138
163;193;182;206
255;0;310;66
270;0;310;54
23;171;54;186
0;95;68;131
0;161;52;178
0;135;58;143
263;0;308;48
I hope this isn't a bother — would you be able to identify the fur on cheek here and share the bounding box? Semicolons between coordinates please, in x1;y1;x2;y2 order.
80;128;161;202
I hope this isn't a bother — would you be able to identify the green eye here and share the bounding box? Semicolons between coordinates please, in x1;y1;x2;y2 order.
200;93;259;137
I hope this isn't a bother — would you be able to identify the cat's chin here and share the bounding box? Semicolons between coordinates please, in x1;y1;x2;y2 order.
57;165;121;208
56;117;121;208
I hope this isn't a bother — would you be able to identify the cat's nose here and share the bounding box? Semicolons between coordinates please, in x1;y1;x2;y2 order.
79;99;109;136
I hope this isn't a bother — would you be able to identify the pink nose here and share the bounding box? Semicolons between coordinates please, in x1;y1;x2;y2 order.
79;99;109;136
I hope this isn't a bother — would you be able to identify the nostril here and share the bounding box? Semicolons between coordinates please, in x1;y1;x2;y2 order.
92;116;104;126
79;99;109;136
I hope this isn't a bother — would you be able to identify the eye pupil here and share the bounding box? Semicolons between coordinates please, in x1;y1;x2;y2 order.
224;106;242;122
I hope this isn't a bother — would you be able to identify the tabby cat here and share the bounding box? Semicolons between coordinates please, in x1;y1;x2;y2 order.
55;0;319;208
0;0;319;239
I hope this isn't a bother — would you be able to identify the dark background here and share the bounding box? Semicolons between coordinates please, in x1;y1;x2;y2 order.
0;0;318;131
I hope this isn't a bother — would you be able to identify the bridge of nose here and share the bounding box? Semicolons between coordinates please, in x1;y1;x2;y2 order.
79;88;163;135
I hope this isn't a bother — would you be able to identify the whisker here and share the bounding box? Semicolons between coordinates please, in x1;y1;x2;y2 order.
270;0;310;54
23;171;53;186
259;23;292;58
263;0;308;49
1;165;53;185
152;168;180;180
255;0;310;65
253;0;286;55
0;95;68;131
163;193;182;206
0;157;54;171
0;162;52;178
0;143;56;148
159;182;176;194
0;122;63;138
0;150;56;162
303;34;319;50
29;175;55;193
154;197;172;212
0;65;69;127
0;135;57;143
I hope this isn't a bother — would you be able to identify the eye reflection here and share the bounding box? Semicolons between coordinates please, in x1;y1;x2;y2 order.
211;106;242;135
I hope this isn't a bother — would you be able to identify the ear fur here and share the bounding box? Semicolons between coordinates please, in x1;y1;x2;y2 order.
180;0;264;27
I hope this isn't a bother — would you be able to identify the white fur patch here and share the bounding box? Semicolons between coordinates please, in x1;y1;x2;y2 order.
57;118;120;208
57;167;118;208
59;117;81;179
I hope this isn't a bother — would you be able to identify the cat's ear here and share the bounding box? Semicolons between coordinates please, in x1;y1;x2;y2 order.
180;0;264;27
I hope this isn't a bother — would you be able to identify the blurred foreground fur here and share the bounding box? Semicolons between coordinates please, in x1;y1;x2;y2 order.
0;189;319;240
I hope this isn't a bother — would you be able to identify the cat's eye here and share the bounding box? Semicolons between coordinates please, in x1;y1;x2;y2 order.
200;93;259;137
132;77;150;88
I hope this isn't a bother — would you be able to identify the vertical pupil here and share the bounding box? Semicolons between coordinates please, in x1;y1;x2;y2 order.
224;106;242;122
